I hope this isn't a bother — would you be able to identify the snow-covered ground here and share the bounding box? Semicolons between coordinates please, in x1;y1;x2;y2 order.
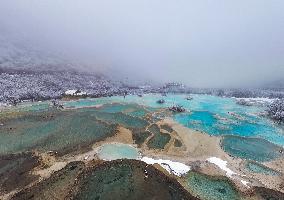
235;97;276;105
240;180;250;188
141;157;191;177
0;36;156;103
207;157;237;177
207;157;251;187
0;69;153;103
65;90;87;96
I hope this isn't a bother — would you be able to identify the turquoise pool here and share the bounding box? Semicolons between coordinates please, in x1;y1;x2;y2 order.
186;171;242;200
97;143;140;160
4;94;284;162
245;161;281;176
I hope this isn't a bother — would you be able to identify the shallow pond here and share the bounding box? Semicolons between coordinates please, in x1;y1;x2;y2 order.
97;143;140;160
186;171;242;200
97;103;151;117
221;136;284;162
0;109;117;155
3;94;284;163
246;161;281;176
91;111;149;129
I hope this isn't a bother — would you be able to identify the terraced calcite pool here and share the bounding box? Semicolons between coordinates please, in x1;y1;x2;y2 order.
221;135;283;162
245;161;281;176
0;94;284;200
97;143;140;160
186;171;241;200
0;108;118;155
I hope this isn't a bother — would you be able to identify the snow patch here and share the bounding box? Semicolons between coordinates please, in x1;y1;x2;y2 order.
240;180;250;188
141;157;191;176
0;102;7;107
207;157;237;177
236;97;276;104
65;90;87;96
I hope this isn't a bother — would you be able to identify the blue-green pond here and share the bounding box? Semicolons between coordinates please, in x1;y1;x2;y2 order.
65;94;284;161
245;161;281;176
221;135;283;162
97;143;140;160
186;171;242;200
1;94;284;163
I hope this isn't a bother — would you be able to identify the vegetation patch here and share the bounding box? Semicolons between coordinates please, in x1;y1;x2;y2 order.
174;139;182;147
12;161;85;200
0;152;40;194
160;124;174;133
147;124;171;149
131;129;152;146
72;160;197;200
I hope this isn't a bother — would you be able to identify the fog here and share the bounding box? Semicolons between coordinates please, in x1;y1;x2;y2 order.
0;0;283;88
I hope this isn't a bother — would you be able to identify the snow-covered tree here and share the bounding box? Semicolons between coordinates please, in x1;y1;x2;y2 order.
236;99;253;106
267;99;284;123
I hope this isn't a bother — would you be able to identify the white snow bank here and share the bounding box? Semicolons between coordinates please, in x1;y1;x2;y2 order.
0;102;7;107
141;157;191;176
65;90;87;96
236;97;276;104
240;180;250;188
207;157;237;177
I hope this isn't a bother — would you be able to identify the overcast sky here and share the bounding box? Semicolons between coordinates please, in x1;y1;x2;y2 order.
0;0;283;87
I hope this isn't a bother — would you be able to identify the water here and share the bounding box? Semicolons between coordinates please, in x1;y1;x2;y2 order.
4;94;284;162
0;95;284;200
91;111;149;129
0;105;149;155
246;161;281;176
64;94;284;147
186;171;242;200
221;136;284;162
21;102;51;112
175;111;218;134
174;105;284;147
3;94;284;199
98;143;140;160
0;109;117;155
97;103;150;117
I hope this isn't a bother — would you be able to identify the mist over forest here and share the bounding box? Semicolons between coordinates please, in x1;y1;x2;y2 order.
0;0;283;88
